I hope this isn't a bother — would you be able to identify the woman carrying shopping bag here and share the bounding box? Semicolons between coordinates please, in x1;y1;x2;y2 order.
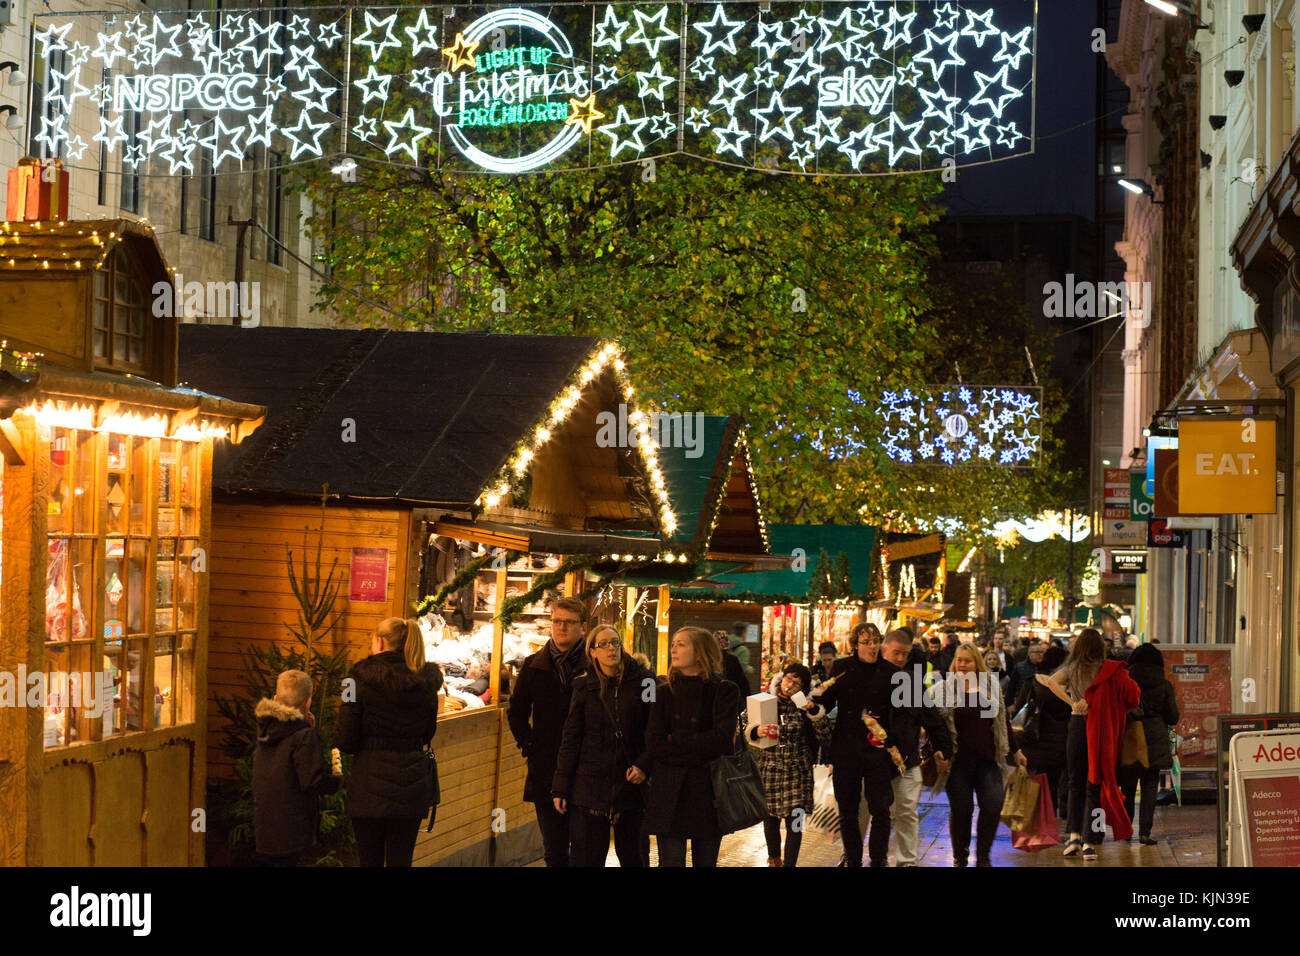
1118;643;1180;846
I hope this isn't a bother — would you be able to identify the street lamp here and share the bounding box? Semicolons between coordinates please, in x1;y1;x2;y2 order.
1118;177;1166;204
0;105;23;130
0;61;25;86
1144;0;1213;29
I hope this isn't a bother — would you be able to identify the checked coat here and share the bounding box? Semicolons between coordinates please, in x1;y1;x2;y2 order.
745;695;831;818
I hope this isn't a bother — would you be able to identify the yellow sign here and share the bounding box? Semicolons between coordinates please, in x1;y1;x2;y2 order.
1177;418;1276;514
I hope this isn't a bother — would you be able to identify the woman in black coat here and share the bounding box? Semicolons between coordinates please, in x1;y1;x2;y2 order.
337;617;442;867
1119;643;1180;845
1014;644;1071;815
552;624;653;867
644;626;740;867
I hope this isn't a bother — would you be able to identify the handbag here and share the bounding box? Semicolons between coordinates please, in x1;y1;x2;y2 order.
809;764;839;833
1019;694;1041;746
1011;772;1060;851
422;747;441;833
1121;709;1149;767
999;766;1040;833
710;742;767;834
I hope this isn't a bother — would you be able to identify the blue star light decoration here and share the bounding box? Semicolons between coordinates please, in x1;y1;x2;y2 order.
877;386;1042;467
32;2;1034;177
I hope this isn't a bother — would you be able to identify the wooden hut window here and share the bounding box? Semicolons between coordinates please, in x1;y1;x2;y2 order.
92;245;150;373
43;426;202;749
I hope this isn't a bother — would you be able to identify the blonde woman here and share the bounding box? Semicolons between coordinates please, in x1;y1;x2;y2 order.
551;625;653;866
928;643;1026;867
643;626;740;867
337;617;442;867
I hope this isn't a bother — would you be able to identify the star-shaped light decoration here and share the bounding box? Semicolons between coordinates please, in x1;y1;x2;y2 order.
934;2;961;31
920;85;961;126
35;22;73;55
406;8;440;56
319;21;343;49
123;142;146;168
383;108;432;162
287;13;314;41
247;105;276;148
897;61;924;88
264;75;288;99
709;73;749;116
594;64;621;90
995;26;1033;71
885;113;924;167
94;114;129;153
971;65;1022;120
598;105;652;157
691;55;717;82
650;112;676;139
790;8;817;35
354;65;393;106
711;116;751;159
636;61;676;101
693;4;746;57
783;48;824;91
285;44;322;82
964;8;1001;48
283;110;331;160
753;91;801;143
199;116;247;166
805;110;843;150
150;18;183;67
755;18;789;60
594;6;629;52
94;31;127;69
352;114;379;141
239;18;283;70
838;122;884;169
442;32;479;71
685;107;713;134
137;115;173;153
996;121;1026;149
356;10;402;61
409;67;438;96
565;93;606;135
913;29;965;84
882;6;918;50
160;137;195;175
64;135;88;161
626;6;679;59
292;74;338;114
753;61;780;89
818;7;868;61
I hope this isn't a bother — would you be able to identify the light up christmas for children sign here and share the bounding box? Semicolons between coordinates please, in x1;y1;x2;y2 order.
877;385;1041;466
30;1;1036;176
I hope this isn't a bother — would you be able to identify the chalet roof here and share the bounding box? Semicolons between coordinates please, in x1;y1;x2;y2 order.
179;325;613;507
0;218;167;274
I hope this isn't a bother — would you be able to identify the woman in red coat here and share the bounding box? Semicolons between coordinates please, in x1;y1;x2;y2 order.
1038;629;1139;860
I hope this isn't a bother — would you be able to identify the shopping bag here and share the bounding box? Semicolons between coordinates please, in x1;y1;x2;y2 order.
809;765;839;834
1121;714;1149;767
710;745;766;834
1011;773;1060;851
999;766;1040;833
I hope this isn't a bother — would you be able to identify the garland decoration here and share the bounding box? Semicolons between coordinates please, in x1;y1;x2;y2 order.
414;549;523;617
498;553;601;630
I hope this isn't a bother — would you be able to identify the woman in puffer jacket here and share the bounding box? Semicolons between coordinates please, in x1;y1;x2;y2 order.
552;624;653;867
338;617;442;867
1119;643;1180;845
1013;644;1071;814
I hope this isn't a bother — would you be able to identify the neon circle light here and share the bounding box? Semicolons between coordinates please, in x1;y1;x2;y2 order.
443;8;585;173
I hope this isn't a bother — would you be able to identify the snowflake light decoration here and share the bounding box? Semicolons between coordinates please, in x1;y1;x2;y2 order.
877;385;1042;468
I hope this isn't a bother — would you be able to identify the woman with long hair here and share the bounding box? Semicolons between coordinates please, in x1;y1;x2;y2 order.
928;643;1027;866
1038;627;1139;860
337;617;442;867
643;626;740;867
551;624;654;866
1119;643;1180;845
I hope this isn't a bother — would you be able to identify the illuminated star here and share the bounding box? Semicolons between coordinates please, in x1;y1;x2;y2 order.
64;135;88;161
594;64;621;90
755;19;789;60
964;8;1001;48
886;113;924;167
175;117;203;150
690;55;717;82
593;6;629;52
126;35;155;71
636;61;675;101
221;46;248;73
709;73;749;116
122;142;146;168
897;61;924;87
442;31;479;71
790;8;817;35
649;112;676;139
971;64;1021;119
919;85;961;126
34;22;72;55
805;110;843;150
89;80;113;110
318;22;342;49
783;48;824;91
137;115;173;153
996;121;1027;149
246;105;276;148
934;2;960;30
264;75;287;100
161;137;195;175
93;31;126;68
788;138;816;171
353;65;392;106
753;62;780;89
913;29;965;84
382;108;431;162
711;116;751;159
66;40;92;70
286;14;314;42
356;10;402;60
955;112;992;153
199;116;246;166
409;67;437;96
221;13;245;43
882;6;918;51
292;74;338;114
838;121;884;169
626;6;679;59
693;4;746;57
284;44;322;82
685;107;713;135
405;8;439;56
238;18;283;70
818;7;868;61
752;91;800;143
994;26;1033;72
93;114;128;153
598;105;652;157
150;18;183;66
283;110;332;160
352;114;379;141
565;93;605;135
855;2;886;31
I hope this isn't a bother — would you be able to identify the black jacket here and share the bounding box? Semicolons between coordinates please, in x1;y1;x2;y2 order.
817;654;913;770
722;651;750;701
508;643;587;803
1014;678;1071;771
252;698;340;856
552;661;653;813
1006;657;1036;704
643;674;740;838
888;663;954;768
337;652;441;819
1127;652;1180;770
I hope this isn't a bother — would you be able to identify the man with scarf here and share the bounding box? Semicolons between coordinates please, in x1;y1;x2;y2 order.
508;596;590;866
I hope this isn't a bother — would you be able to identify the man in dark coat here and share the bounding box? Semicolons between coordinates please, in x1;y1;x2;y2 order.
508;595;589;867
716;630;750;706
815;622;915;866
252;670;340;866
1007;642;1045;705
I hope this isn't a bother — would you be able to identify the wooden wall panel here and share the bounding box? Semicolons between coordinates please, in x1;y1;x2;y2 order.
146;742;193;866
412;709;500;866
40;762;93;866
92;750;146;866
206;500;408;779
